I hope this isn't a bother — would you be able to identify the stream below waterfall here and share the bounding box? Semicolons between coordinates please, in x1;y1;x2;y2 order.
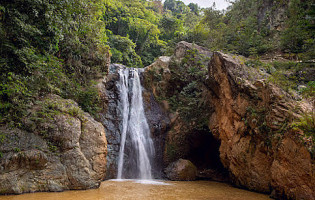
0;180;271;200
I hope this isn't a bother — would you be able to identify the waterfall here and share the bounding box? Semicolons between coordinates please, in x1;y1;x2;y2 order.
116;69;129;179
116;67;155;180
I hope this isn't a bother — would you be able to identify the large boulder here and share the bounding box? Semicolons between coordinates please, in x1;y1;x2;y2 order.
0;95;107;194
165;159;197;181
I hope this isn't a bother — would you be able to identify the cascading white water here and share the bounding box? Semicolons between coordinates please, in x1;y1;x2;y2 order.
116;67;155;180
116;69;130;179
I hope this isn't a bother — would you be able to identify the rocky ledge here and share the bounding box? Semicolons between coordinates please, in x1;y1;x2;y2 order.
0;95;107;194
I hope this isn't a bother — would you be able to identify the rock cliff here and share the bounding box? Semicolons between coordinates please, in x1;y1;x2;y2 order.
207;51;314;199
143;41;314;199
0;95;107;194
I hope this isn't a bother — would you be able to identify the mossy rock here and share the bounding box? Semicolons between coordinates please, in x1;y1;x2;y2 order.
164;159;197;181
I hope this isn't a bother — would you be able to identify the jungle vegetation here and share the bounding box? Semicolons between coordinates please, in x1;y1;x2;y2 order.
0;0;314;128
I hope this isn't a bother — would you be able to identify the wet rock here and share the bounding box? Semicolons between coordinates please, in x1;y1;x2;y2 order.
165;159;197;181
100;64;170;179
97;64;124;179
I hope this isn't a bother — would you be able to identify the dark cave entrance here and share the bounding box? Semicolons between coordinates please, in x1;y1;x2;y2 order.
187;127;229;182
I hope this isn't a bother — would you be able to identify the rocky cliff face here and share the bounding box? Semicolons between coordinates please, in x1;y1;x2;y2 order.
143;42;229;182
97;64;123;179
0;95;107;194
143;41;314;199
257;0;288;32
207;52;314;200
98;64;169;179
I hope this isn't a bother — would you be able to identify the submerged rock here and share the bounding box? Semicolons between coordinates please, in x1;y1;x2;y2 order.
0;95;107;194
165;159;197;181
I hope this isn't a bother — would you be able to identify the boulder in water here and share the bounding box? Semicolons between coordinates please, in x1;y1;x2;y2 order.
165;159;197;181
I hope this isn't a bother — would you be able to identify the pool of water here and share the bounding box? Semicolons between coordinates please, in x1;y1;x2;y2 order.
0;180;271;200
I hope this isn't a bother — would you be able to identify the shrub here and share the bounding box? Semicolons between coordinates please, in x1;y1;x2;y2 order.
292;110;315;154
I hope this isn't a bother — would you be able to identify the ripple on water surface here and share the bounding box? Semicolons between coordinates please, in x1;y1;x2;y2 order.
0;180;271;200
110;179;172;185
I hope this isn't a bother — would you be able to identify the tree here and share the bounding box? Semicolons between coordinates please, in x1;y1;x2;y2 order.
0;0;109;123
188;3;199;15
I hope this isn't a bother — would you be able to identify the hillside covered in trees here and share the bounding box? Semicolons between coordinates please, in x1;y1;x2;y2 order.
0;0;314;140
0;0;314;199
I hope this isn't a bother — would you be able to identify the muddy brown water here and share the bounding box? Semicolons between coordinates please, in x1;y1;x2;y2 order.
0;180;271;200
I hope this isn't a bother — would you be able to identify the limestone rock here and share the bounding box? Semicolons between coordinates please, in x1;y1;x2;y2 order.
165;159;197;181
0;95;107;194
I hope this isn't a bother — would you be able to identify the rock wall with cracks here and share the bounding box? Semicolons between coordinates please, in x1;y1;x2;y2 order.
0;95;107;194
143;41;314;199
207;51;314;199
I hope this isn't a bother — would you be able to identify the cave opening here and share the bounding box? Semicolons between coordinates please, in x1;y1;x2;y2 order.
187;127;229;182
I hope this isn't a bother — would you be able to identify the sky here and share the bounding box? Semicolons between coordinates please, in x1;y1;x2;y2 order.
162;0;232;10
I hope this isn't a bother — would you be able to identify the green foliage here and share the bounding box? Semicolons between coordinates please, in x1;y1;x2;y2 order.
40;98;85;119
291;110;315;154
0;134;5;143
0;0;109;125
14;147;20;153
271;61;297;70
164;0;189;14
192;3;273;56
167;49;209;129
159;12;184;42
75;84;101;116
245;59;314;97
186;0;313;59
1;0;313;134
47;141;58;153
0;72;30;124
0;0;202;126
103;0;203;66
104;0;170;66
109;34;143;67
267;71;297;94
300;81;315;99
280;0;314;59
165;143;179;163
188;3;199;15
